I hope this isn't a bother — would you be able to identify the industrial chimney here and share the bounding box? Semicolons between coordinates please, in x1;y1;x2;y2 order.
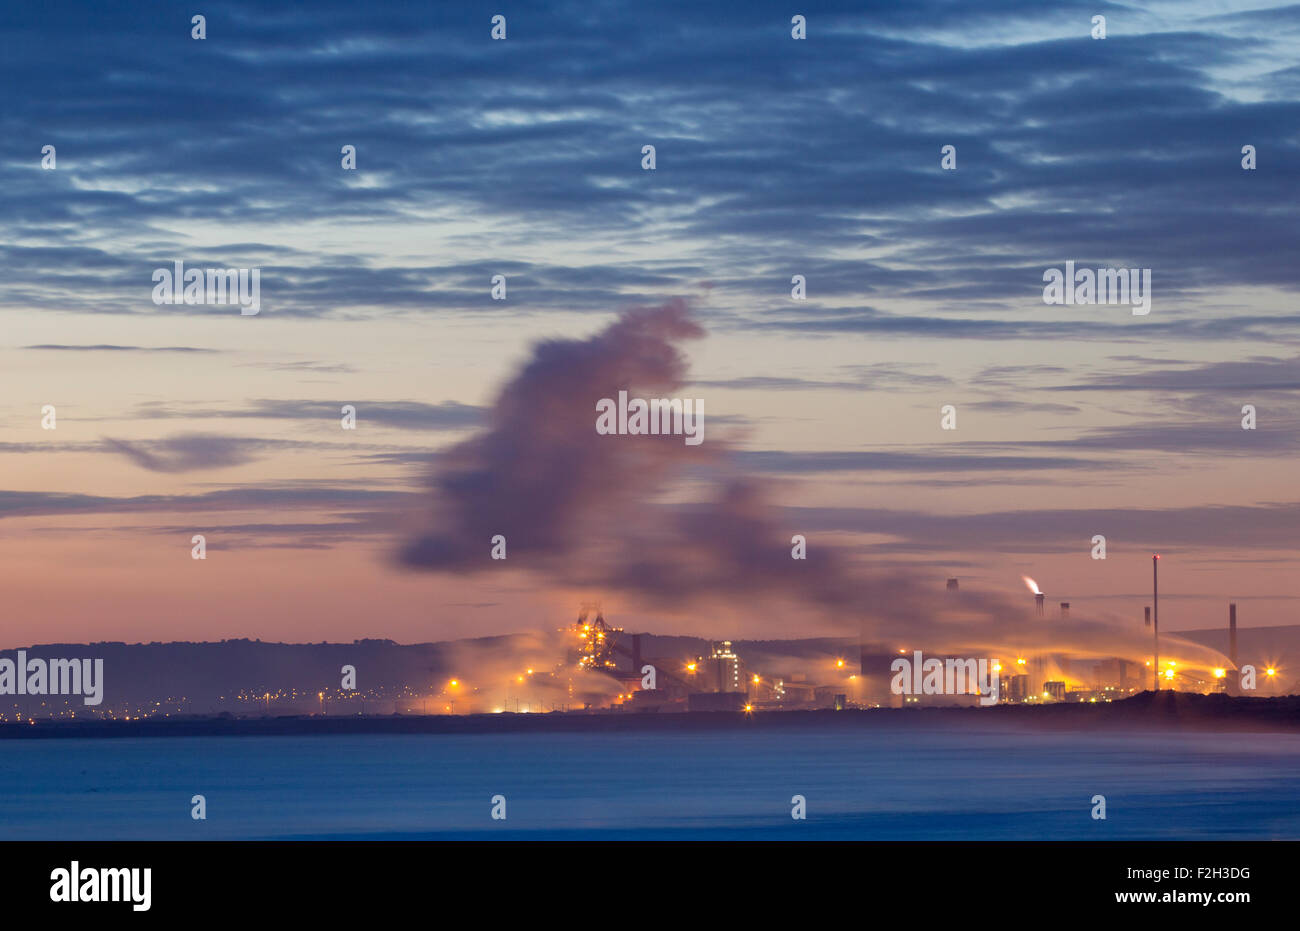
946;578;959;591
1059;602;1070;619
1035;593;1045;617
1228;604;1238;696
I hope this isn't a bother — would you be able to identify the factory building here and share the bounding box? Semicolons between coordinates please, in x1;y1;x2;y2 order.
709;641;743;693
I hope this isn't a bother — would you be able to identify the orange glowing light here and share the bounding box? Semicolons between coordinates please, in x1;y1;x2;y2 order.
836;659;845;668
1266;668;1277;677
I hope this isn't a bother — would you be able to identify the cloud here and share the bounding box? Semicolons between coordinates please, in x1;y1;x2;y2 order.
789;500;1300;553
966;399;1082;414
0;486;414;519
132;399;485;431
1045;355;1300;393
0;0;1296;334
737;449;1094;473
100;434;275;472
22;344;218;353
691;376;865;391
692;362;954;392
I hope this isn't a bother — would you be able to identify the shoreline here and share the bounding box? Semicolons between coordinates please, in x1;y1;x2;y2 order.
2;691;1297;739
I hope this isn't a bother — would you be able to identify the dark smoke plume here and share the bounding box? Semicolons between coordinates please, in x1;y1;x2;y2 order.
399;301;1228;674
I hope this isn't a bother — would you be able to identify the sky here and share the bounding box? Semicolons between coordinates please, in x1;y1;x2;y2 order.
2;0;1299;648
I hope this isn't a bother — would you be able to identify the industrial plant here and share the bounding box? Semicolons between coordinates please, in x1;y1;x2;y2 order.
5;568;1291;723
519;575;1294;714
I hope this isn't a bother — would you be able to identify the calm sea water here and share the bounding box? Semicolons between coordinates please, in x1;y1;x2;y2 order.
1;722;1297;839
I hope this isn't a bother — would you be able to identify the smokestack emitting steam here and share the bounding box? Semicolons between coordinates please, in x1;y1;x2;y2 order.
397;302;1228;675
1152;554;1160;691
1021;576;1045;616
1229;603;1238;696
399;300;1005;636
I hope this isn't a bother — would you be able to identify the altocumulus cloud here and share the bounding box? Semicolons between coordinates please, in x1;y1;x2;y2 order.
0;0;1295;338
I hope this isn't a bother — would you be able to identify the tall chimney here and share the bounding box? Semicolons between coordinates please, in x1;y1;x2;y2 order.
946;578;959;591
1034;593;1045;617
1228;604;1238;696
1144;606;1151;627
1152;555;1160;691
1059;602;1070;619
